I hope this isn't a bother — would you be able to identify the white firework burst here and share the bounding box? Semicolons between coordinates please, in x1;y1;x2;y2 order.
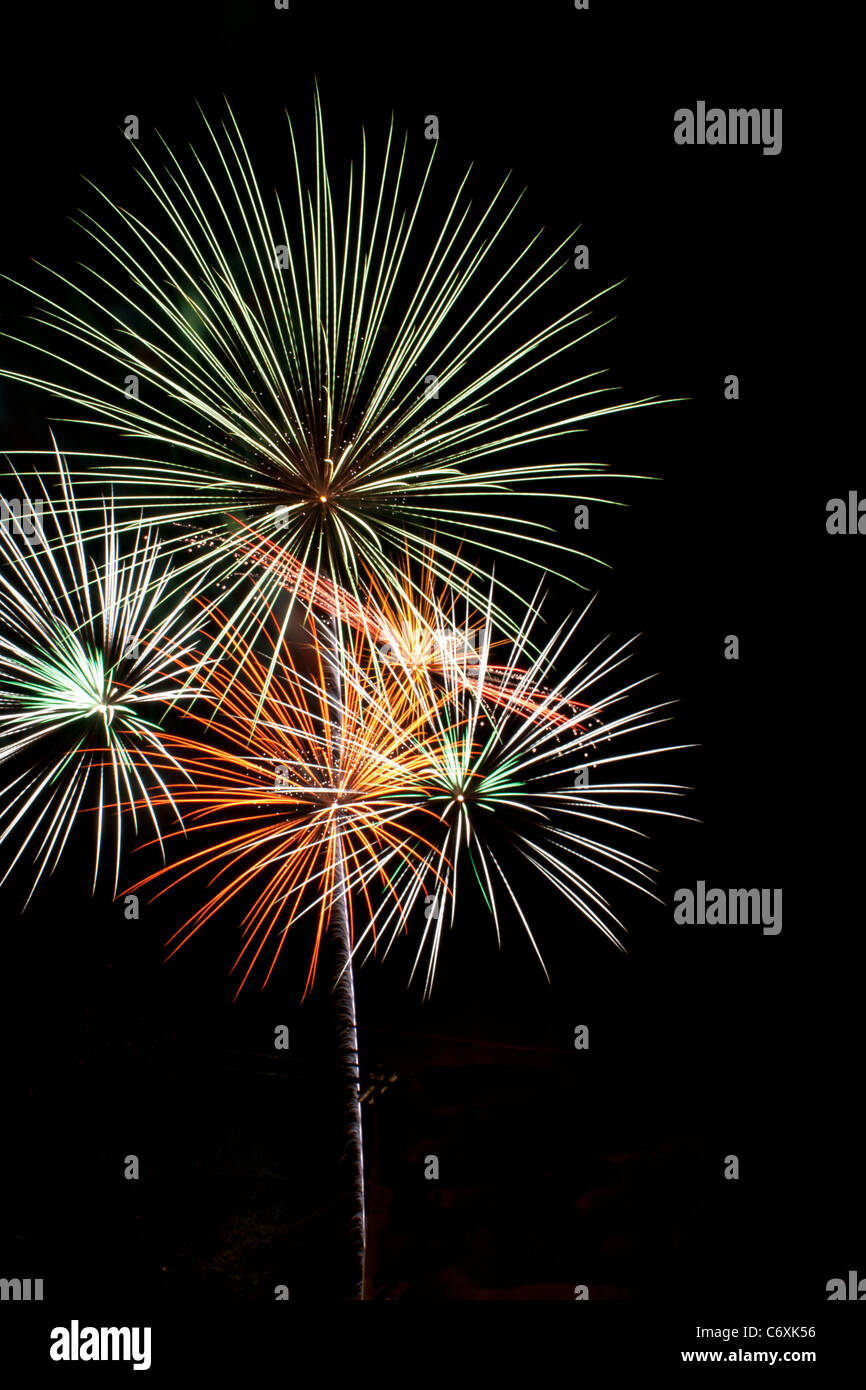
0;440;205;898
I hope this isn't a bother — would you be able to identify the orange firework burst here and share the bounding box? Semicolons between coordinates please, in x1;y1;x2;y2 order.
127;609;451;996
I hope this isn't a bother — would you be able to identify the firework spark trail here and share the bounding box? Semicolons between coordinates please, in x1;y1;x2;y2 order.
320;611;366;1300
0;440;205;898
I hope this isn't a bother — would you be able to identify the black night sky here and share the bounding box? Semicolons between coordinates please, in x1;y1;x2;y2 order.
0;0;860;1374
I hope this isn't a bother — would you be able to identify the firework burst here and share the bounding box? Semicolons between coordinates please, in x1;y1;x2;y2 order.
1;93;666;674
350;590;692;996
0;441;203;898
126;608;450;997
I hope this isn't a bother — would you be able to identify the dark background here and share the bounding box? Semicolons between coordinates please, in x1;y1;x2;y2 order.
0;0;858;1351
